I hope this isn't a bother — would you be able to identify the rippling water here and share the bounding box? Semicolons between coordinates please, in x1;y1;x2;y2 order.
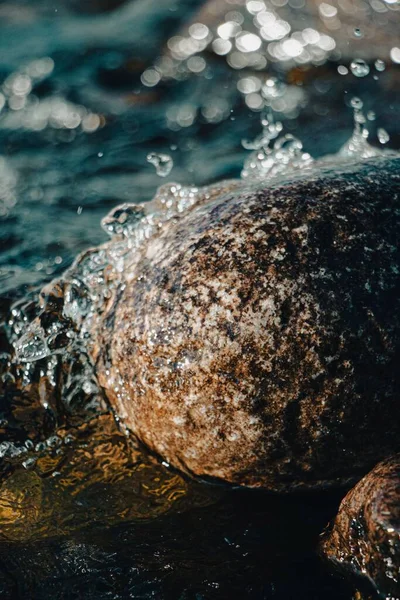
0;0;399;598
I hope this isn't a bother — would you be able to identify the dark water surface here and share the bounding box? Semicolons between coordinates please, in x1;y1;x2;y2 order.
0;0;399;598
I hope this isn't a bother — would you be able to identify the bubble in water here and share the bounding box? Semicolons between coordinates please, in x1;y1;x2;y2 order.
101;204;146;238
147;153;173;177
374;59;386;72
378;128;390;144
353;28;363;37
350;59;370;78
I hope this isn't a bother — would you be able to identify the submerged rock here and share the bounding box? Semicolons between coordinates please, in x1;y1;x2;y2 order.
320;455;400;597
89;155;400;491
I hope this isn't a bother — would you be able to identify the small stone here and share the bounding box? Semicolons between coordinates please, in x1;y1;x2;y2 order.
320;455;400;597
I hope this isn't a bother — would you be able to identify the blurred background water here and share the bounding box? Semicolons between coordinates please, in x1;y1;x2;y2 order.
0;0;399;598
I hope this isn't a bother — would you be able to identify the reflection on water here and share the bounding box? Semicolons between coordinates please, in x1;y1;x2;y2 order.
0;0;399;598
0;413;219;542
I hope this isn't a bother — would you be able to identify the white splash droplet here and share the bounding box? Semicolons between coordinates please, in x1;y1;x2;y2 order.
14;323;50;362
101;204;146;238
339;98;386;159
147;153;173;177
374;59;386;72
377;128;390;144
350;59;370;78
241;113;313;181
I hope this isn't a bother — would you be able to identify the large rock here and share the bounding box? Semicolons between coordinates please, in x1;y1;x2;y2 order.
320;455;400;597
94;156;400;491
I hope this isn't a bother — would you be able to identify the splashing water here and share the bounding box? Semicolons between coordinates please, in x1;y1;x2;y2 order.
6;180;212;462
338;97;388;158
11;180;203;374
241;111;313;180
5;68;398;454
147;152;173;177
0;157;17;217
10;90;397;375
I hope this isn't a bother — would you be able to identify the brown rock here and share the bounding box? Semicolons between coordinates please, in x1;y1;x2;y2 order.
93;156;400;491
320;455;400;598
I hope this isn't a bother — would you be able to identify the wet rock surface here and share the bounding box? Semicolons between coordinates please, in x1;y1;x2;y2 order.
93;156;400;492
320;455;400;598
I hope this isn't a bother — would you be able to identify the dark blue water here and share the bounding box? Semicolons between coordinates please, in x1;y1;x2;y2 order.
0;1;399;598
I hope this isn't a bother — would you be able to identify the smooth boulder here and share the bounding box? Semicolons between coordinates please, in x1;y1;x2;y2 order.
94;156;400;491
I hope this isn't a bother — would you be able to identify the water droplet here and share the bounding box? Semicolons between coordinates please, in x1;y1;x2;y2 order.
63;282;90;322
367;110;376;121
152;182;200;217
350;59;370;78
354;28;363;37
241;114;313;181
22;457;37;470
274;134;303;154
339;98;385;159
350;97;363;110
15;323;50;362
242;112;283;151
374;59;386;72
390;47;400;64
147;153;173;177
378;128;390;144
337;65;348;75
46;435;61;448
101;204;146;238
261;77;286;102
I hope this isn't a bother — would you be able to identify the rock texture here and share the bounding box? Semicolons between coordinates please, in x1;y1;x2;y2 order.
320;455;400;597
93;156;400;491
